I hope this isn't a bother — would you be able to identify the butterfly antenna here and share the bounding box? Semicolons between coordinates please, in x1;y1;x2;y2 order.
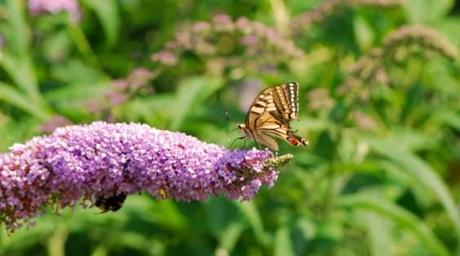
225;110;242;125
225;111;231;121
224;109;243;143
228;136;246;149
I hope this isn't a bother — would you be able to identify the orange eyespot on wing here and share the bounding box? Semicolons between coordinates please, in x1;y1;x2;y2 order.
288;137;299;145
287;133;308;147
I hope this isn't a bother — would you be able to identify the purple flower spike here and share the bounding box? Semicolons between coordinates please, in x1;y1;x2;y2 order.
0;122;292;232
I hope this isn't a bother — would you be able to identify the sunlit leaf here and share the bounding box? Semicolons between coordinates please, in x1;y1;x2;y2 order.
4;0;29;56
367;138;460;239
338;194;450;256
353;14;375;51
218;222;245;254
170;76;224;130
0;81;49;119
274;226;295;256
81;0;120;48
234;201;270;246
361;211;395;256
403;0;453;23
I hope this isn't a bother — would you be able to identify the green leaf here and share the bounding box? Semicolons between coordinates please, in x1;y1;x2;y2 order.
218;222;245;253
403;0;453;23
115;232;150;251
435;111;460;132
360;212;395;256
274;226;295;256
234;201;270;246
81;0;120;48
269;0;290;33
0;82;50;120
118;95;174;127
170;76;224;130
367;138;460;239
1;53;42;105
338;194;450;256
353;14;375;51
65;21;100;67
125;196;187;231
4;0;30;56
435;17;460;46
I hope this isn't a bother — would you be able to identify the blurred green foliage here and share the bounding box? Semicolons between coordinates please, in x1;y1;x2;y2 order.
1;0;460;255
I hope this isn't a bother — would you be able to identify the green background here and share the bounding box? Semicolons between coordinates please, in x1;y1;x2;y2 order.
1;0;460;255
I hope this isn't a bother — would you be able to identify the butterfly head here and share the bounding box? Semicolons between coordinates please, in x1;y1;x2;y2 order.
237;123;248;134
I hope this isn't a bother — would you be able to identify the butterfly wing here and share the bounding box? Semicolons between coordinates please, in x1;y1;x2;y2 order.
258;119;308;148
272;82;299;121
245;88;277;130
243;88;280;150
252;130;279;151
241;82;307;151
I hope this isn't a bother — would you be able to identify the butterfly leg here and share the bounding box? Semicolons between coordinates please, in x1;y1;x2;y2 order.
228;136;247;149
254;141;263;150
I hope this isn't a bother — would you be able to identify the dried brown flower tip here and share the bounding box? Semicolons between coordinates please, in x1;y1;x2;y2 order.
0;112;10;126
352;111;377;130
337;78;372;102
291;0;343;33
151;51;178;65
40;115;73;133
120;67;155;92
307;88;335;111
213;14;234;31
0;34;5;49
342;48;389;93
265;154;293;168
383;25;459;61
85;67;155;120
291;0;401;33
0;6;6;20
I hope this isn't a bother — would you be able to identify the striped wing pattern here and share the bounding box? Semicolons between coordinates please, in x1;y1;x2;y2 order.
239;82;308;151
273;83;299;120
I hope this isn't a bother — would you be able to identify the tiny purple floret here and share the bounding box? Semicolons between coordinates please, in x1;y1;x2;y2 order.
0;122;280;232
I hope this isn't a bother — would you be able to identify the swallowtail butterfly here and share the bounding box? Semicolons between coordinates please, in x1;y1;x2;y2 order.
237;82;308;151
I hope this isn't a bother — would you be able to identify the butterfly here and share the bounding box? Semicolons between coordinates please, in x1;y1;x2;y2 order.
237;82;308;151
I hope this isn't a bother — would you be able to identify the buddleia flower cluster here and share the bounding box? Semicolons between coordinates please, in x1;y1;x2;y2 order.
151;14;303;77
338;25;459;102
306;88;335;112
85;68;156;121
28;0;81;22
290;0;401;34
0;122;291;232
